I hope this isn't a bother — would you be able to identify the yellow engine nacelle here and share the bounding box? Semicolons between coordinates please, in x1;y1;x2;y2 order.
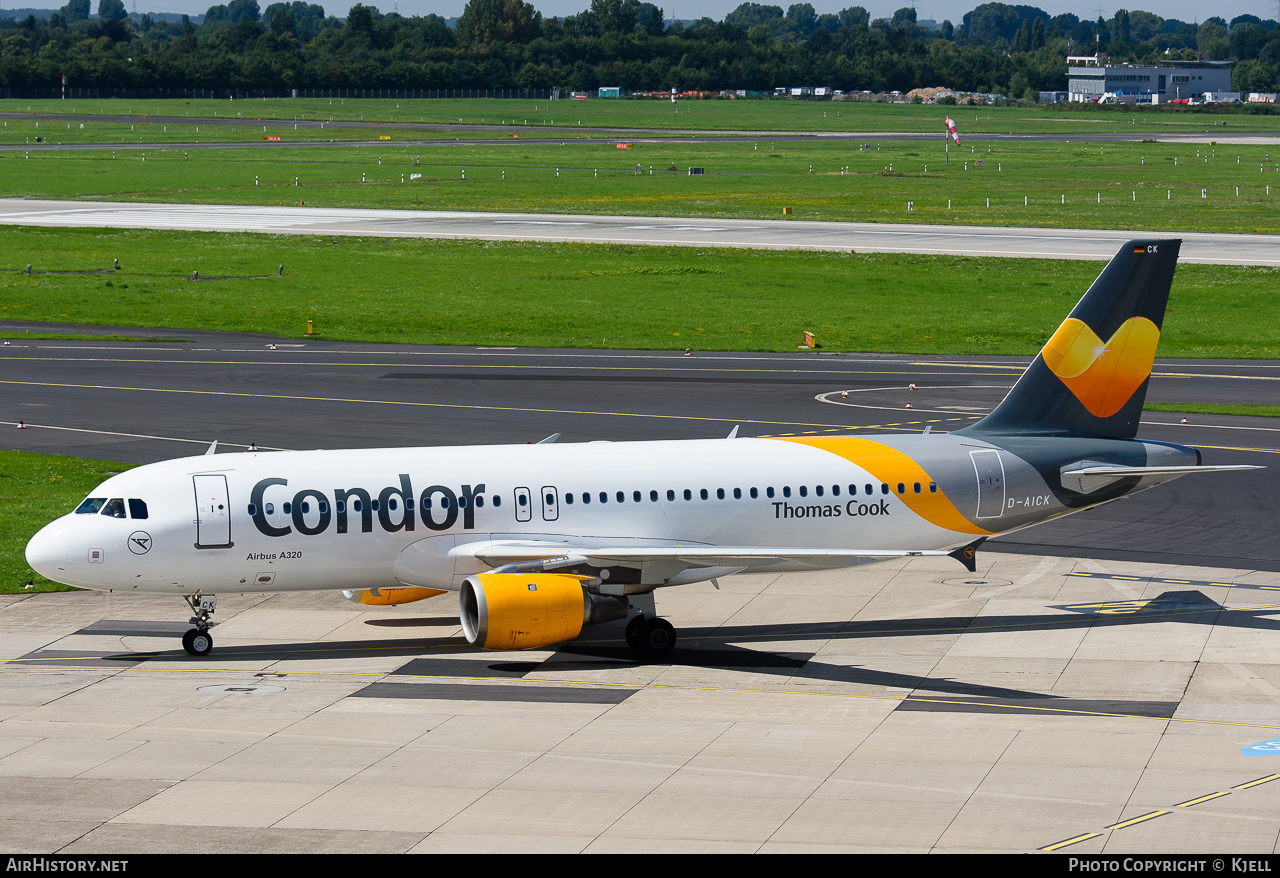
343;587;448;606
459;572;629;650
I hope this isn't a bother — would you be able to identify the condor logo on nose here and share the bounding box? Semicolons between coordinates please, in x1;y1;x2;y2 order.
127;531;152;555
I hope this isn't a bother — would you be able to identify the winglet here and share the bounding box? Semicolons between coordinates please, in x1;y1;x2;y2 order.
948;537;987;573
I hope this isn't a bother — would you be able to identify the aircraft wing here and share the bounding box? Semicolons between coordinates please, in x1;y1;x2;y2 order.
468;540;986;572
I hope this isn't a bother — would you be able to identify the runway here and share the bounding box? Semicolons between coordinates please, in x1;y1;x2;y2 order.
3;326;1279;570
1;198;1278;264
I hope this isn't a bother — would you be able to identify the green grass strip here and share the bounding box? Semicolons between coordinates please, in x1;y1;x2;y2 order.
2;227;1279;358
0;450;134;594
1145;403;1280;418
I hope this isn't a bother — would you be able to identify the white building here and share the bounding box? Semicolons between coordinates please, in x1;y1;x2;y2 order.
1067;57;1233;103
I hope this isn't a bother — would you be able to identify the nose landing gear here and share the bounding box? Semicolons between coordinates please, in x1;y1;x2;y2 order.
181;593;216;656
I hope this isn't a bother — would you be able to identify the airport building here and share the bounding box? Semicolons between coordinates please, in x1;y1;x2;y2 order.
1065;56;1234;103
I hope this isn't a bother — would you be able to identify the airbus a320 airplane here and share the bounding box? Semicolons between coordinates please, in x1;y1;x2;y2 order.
25;239;1255;658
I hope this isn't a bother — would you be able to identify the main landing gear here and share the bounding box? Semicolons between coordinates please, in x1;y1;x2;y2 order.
625;614;676;659
181;593;216;656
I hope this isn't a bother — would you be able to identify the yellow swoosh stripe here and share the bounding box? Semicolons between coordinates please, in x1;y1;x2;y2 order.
773;437;991;536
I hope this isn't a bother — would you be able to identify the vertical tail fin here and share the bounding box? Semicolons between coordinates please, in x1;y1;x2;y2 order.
961;239;1180;440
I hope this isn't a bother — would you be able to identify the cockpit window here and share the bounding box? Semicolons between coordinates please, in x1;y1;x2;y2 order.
101;499;127;519
75;498;106;514
128;499;148;520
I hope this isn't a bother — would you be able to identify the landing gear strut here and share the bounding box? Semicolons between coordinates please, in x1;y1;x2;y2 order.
625;613;676;659
182;593;216;656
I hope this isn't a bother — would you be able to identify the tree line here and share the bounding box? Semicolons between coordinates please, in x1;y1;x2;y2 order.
2;0;1278;97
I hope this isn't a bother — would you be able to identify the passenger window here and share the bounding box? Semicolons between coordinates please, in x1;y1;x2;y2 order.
750;487;758;499
913;483;921;494
880;484;889;495
929;482;937;493
831;485;839;496
476;496;485;508
599;492;607;503
865;484;873;495
666;489;675;501
799;486;808;497
816;485;824;497
582;493;590;505
651;490;659;502
76;498;107;514
128;499;148;519
783;486;791;498
566;493;575;505
493;495;501;507
683;489;692;501
620;492;627;503
283;502;292;515
266;503;275;515
301;502;310;513
897;483;905;494
717;488;725;500
733;488;741;499
699;489;708;500
766;487;774;498
102;499;126;518
633;491;641;502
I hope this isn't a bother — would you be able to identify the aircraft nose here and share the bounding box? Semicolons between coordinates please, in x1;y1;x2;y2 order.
25;522;67;581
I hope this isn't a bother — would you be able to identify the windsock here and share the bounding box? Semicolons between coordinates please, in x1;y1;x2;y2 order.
945;117;960;145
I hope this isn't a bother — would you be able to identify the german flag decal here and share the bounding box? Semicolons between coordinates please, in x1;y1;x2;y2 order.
1133;245;1146;253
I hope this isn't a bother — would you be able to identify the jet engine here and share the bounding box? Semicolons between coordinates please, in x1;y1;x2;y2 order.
343;587;448;606
459;572;629;650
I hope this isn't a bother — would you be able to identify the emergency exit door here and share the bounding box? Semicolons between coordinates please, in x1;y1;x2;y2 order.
970;450;1006;520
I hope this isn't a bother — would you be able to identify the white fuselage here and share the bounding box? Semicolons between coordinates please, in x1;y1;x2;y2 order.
27;435;1035;596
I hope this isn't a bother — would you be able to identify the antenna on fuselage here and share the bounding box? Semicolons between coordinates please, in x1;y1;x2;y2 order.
204;441;217;455
536;433;561;444
726;425;739;439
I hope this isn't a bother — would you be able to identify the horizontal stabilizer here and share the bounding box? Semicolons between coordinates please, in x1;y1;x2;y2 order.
1061;463;1261;494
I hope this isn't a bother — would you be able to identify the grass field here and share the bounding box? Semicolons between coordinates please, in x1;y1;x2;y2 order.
1144;403;1280;418
8;96;1280;134
0;449;132;593
1;226;1277;357
4;138;1280;233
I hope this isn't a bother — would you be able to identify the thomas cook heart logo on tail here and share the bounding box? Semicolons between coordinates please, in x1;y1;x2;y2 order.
1041;317;1160;418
